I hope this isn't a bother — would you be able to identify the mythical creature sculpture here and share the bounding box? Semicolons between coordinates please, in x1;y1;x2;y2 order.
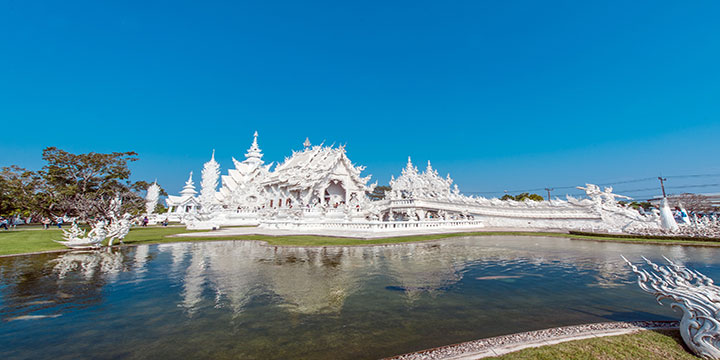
623;256;720;359
56;222;107;249
56;197;135;249
107;213;133;246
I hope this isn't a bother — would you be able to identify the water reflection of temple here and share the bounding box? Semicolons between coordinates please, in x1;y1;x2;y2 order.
11;236;720;320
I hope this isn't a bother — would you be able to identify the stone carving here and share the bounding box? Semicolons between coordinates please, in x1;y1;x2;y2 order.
145;180;161;215
623;256;720;359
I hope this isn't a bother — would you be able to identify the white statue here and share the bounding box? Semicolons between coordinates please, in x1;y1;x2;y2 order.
660;198;680;231
145;180;161;215
56;196;134;249
107;213;133;246
623;256;720;359
577;184;604;204
600;186;632;206
56;222;107;248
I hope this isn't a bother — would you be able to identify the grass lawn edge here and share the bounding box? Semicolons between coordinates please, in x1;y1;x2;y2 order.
3;227;720;258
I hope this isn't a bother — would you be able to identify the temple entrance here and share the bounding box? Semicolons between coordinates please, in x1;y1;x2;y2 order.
324;182;346;205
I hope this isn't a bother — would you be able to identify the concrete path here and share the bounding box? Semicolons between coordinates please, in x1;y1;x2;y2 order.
386;321;679;360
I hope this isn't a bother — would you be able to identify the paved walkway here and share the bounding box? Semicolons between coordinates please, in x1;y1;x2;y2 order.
386;321;679;360
172;226;569;240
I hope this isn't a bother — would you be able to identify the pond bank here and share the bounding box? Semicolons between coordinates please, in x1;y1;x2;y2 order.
387;321;682;360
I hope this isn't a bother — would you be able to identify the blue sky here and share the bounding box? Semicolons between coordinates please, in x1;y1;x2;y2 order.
1;1;719;199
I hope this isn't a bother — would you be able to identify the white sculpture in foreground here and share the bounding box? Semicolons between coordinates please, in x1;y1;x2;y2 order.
56;197;134;249
623;256;720;359
164;131;664;233
56;222;107;248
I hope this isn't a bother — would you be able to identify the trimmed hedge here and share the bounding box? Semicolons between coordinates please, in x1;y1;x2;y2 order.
568;231;720;243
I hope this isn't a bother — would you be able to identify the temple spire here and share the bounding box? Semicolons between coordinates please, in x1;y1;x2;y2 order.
244;131;264;165
180;171;197;197
200;150;221;211
402;156;418;175
303;137;311;149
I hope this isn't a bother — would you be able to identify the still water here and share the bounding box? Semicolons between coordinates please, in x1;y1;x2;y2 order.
1;236;718;359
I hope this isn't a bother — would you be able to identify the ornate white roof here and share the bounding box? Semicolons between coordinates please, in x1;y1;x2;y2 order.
264;144;371;189
389;157;454;200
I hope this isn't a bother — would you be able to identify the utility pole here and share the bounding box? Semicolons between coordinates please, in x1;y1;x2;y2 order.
545;187;553;201
658;177;667;198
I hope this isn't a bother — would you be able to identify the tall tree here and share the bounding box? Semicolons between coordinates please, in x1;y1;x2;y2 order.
0;166;46;217
39;147;142;220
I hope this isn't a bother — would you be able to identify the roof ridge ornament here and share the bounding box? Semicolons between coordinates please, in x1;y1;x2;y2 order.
303;137;311;149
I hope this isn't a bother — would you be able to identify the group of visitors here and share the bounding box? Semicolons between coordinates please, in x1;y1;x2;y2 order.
0;217;10;230
0;215;173;230
0;216;25;230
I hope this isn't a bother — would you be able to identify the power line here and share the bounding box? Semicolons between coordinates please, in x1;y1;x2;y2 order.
467;173;720;196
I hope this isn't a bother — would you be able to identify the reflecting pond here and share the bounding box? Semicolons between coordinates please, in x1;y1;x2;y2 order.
2;236;719;359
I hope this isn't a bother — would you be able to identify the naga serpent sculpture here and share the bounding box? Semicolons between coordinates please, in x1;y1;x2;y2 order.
623;255;720;359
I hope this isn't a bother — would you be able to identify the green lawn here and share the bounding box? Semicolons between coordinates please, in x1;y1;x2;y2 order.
1;225;719;257
488;329;699;359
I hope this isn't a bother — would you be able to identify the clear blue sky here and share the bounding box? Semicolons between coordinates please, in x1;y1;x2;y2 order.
2;1;719;199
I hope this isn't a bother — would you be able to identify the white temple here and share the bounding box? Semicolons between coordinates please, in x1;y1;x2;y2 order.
165;132;663;233
166;172;200;220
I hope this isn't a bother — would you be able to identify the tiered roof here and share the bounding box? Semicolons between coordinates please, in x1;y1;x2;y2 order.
263;144;372;189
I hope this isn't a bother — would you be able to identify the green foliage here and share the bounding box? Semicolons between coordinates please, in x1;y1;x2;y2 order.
620;201;652;210
0;147;158;220
39;147;143;220
0;165;46;217
154;203;167;213
501;192;544;202
368;185;391;201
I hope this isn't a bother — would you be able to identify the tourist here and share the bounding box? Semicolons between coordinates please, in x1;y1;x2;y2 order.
42;217;51;229
142;216;149;227
0;217;8;230
56;216;64;229
162;218;169;226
